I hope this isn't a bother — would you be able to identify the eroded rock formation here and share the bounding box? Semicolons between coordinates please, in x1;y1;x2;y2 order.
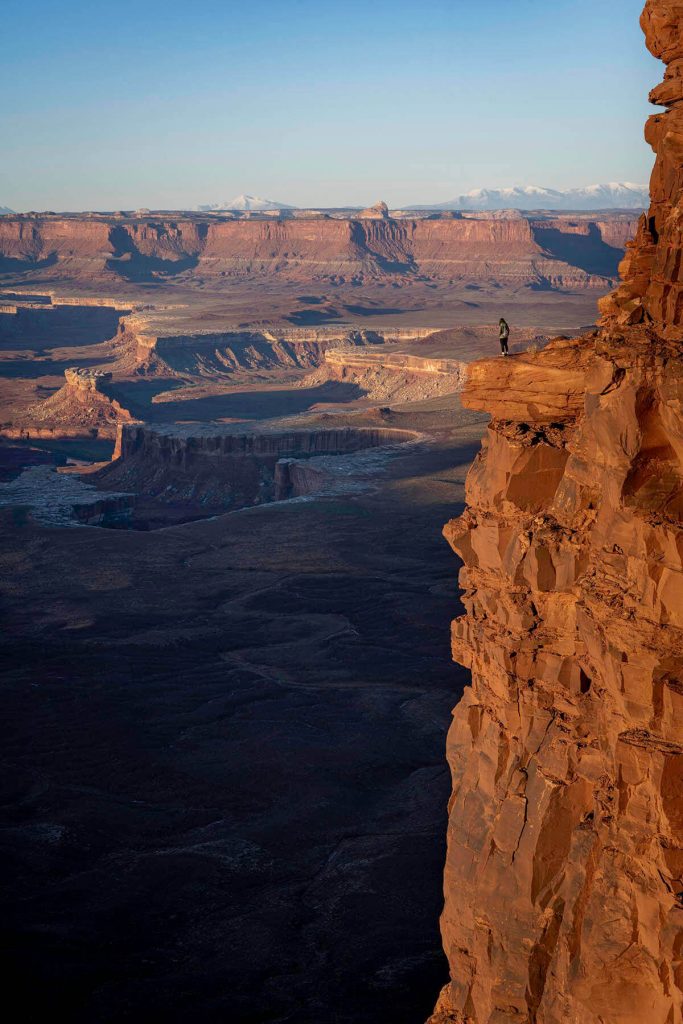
22;367;136;439
431;4;683;1022
358;200;391;219
128;326;404;378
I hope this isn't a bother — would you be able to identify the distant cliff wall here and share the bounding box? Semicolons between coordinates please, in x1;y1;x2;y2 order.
0;215;638;288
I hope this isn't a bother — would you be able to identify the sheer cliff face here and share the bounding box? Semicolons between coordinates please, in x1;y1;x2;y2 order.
600;1;683;335
432;4;683;1023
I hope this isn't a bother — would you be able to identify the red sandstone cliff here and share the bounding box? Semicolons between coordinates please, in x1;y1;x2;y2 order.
600;2;683;336
431;4;683;1022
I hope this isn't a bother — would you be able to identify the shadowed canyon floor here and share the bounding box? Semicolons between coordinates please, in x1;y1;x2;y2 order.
0;406;483;1024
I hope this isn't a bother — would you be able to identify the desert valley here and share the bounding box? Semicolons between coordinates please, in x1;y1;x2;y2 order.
2;1;683;1022
0;203;645;1021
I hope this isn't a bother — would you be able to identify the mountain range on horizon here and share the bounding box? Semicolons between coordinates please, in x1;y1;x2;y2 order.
196;194;294;212
0;183;649;216
194;183;648;213
411;182;649;211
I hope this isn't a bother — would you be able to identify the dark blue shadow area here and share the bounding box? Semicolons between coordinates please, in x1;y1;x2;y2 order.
0;356;115;379
0;253;58;275
139;381;363;423
532;222;623;277
0;305;124;350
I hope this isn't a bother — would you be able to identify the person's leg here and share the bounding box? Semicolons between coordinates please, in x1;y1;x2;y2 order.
499;338;505;356
502;338;508;356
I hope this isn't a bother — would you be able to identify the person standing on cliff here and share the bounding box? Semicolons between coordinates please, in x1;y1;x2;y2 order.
499;318;510;356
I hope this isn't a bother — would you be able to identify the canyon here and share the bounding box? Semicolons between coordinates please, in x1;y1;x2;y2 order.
430;2;683;1022
0;10;672;1024
0;206;636;449
0;207;520;1021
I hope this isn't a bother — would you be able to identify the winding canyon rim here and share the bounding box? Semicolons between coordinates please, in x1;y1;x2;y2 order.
2;1;680;1023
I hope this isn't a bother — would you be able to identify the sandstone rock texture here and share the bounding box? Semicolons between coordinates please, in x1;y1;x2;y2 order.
431;4;683;1022
600;1;683;335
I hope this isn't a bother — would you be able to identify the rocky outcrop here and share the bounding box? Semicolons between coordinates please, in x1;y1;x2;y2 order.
304;347;466;403
358;200;391;219
20;367;136;439
63;367;113;391
431;4;683;1022
324;349;465;379
135;327;410;378
114;323;434;378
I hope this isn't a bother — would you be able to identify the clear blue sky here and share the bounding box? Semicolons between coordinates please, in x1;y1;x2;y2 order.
1;0;660;211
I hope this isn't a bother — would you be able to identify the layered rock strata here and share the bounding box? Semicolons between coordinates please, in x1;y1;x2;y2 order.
0;214;636;289
431;4;683;1022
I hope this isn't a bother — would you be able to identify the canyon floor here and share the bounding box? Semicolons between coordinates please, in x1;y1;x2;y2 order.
0;215;629;1022
1;400;484;1024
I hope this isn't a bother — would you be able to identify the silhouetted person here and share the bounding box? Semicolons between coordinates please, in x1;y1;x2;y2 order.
499;318;510;356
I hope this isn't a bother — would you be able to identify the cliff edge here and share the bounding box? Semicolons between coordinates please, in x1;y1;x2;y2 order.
431;4;683;1022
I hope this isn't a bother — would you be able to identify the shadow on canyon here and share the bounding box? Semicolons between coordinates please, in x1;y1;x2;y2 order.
282;304;422;326
533;223;623;277
106;226;200;282
106;254;200;282
0;253;59;275
284;308;343;326
0;305;124;350
0;356;116;379
112;380;365;423
0;430;480;1024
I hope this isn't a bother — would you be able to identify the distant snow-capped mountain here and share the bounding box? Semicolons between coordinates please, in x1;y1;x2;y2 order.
197;194;295;212
415;183;648;211
0;205;14;215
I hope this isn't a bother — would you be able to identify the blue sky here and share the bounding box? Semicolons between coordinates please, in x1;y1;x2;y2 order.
1;0;660;211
